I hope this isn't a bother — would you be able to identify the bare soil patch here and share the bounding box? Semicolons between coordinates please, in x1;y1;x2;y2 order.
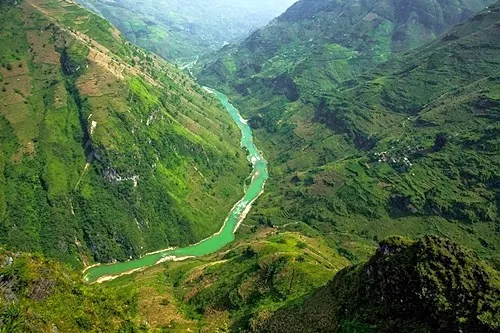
11;141;36;164
1;61;29;78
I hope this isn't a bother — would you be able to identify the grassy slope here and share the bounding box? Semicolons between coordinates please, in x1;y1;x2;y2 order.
196;0;500;267
0;0;249;267
74;228;500;332
1;224;497;332
99;222;350;332
196;0;494;95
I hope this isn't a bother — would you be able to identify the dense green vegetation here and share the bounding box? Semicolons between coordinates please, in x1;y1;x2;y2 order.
196;0;494;94
0;248;144;332
254;236;500;332
71;228;500;332
75;0;297;61
164;229;348;330
2;231;498;332
1;1;499;332
197;0;500;268
0;0;249;267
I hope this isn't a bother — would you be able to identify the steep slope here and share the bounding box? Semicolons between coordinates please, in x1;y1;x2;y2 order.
254;236;500;333
0;0;249;267
76;0;298;61
196;0;494;99
196;1;500;266
3;231;498;332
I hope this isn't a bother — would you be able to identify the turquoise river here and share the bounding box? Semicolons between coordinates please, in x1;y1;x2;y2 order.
84;88;268;283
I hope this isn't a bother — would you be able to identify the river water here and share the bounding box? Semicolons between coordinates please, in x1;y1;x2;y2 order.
84;88;268;283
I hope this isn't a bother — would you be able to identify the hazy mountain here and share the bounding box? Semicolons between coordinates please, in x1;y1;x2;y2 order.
0;1;499;332
196;0;494;94
76;0;298;61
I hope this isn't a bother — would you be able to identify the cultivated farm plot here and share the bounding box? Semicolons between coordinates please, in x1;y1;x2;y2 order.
27;30;61;65
0;62;37;163
77;60;121;97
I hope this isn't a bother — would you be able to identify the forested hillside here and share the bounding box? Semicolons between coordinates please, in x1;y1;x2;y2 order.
253;236;500;332
197;0;500;267
0;1;499;332
76;0;297;61
0;0;249;267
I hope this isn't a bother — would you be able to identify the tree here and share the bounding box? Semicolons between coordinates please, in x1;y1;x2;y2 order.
433;133;447;151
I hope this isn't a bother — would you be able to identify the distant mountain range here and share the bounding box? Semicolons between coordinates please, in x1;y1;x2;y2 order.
76;0;297;61
0;0;499;332
196;0;494;96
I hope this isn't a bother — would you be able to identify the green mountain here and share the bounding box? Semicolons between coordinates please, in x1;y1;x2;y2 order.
75;0;297;61
196;0;494;95
196;0;500;267
253;236;500;332
1;1;500;332
0;0;249;267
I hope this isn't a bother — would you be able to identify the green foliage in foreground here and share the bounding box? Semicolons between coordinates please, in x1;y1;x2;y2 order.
254;236;500;333
99;224;349;332
164;231;348;330
1;231;498;332
0;248;144;332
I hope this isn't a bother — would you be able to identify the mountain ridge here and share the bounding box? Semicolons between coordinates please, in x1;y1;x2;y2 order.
75;0;298;61
0;0;249;267
252;235;500;332
196;0;495;98
0;1;499;331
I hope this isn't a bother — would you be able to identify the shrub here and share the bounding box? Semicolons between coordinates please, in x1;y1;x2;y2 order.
433;133;447;151
296;241;307;249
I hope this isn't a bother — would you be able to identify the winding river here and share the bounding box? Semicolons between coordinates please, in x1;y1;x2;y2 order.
84;88;268;283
